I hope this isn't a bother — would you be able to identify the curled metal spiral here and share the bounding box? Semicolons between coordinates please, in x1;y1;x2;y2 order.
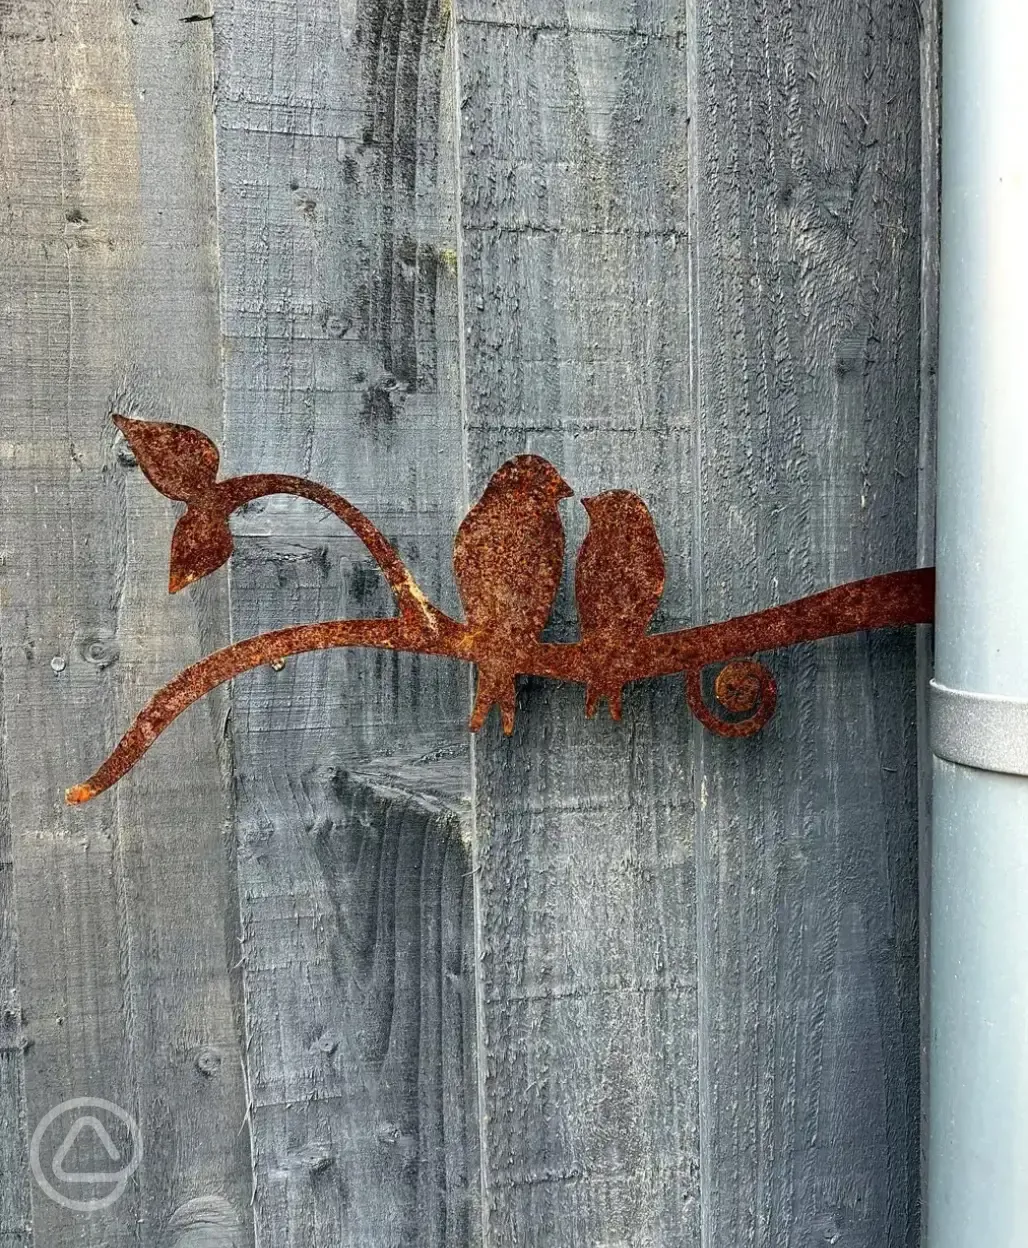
684;659;778;738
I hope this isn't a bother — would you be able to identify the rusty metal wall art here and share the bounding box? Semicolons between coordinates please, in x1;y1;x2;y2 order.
66;416;935;804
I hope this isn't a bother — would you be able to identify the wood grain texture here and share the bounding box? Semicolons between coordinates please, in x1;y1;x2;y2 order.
0;3;250;1243
916;1;940;1238
0;711;30;1248
235;756;475;1246
689;1;924;1245
454;6;702;1243
212;0;478;1241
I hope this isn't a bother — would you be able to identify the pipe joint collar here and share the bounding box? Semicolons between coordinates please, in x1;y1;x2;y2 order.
930;679;1028;777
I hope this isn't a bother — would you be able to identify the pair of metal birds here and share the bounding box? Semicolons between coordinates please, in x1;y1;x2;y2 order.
453;454;666;734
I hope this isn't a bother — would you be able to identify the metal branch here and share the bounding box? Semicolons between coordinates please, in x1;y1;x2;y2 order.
215;474;445;629
66;568;934;804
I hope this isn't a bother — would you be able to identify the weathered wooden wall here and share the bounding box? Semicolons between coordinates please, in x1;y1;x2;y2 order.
0;0;936;1245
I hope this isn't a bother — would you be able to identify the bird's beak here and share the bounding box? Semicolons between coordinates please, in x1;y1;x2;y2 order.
557;478;574;500
581;494;596;516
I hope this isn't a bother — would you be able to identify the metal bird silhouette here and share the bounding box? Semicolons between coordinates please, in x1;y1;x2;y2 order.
575;490;667;719
453;455;573;733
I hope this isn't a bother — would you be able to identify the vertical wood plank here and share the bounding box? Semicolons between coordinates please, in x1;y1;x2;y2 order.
0;3;251;1243
916;1;941;1237
690;1;923;1244
212;1;478;1241
0;714;30;1247
455;4;702;1242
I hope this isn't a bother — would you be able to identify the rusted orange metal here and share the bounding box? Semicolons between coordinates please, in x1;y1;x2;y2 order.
454;454;572;734
575;490;666;720
66;416;935;804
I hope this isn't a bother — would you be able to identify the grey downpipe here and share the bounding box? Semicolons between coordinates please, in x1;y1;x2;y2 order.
927;0;1028;1242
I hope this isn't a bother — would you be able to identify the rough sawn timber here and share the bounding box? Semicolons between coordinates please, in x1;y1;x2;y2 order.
455;3;701;1242
689;1;926;1244
0;3;250;1245
212;0;479;1243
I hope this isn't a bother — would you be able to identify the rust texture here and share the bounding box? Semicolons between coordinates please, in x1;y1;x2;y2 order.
575;490;666;720
66;416;936;804
454;454;572;734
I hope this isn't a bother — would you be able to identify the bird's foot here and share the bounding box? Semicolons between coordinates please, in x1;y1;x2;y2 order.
469;669;517;736
584;685;624;721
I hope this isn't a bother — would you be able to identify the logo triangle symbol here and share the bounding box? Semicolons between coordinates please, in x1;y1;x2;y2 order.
52;1116;122;1183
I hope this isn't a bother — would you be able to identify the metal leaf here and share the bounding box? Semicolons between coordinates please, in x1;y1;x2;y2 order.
169;506;234;593
114;414;220;503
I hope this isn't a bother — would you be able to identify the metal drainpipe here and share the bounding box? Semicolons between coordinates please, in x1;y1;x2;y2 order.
927;0;1028;1243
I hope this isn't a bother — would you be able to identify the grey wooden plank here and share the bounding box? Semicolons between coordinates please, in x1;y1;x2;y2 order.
689;2;924;1245
455;10;700;1244
0;3;250;1243
457;0;682;31
212;0;478;1241
0;683;30;1248
235;754;476;1246
916;2;941;1240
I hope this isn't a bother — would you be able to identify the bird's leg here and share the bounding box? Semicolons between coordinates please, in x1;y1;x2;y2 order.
584;684;624;720
469;662;517;735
